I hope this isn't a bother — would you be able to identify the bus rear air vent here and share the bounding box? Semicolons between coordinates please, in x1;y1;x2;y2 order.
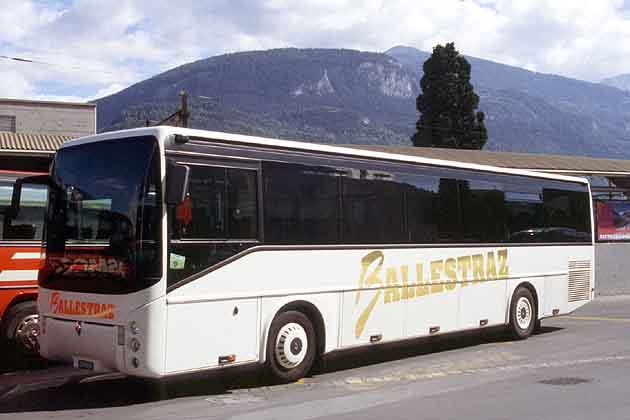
568;260;591;302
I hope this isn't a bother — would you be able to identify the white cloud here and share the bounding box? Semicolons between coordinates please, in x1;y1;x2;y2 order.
2;0;630;101
88;83;126;100
0;0;61;44
0;69;36;99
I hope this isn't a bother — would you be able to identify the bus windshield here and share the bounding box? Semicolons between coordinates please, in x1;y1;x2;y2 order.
39;136;162;294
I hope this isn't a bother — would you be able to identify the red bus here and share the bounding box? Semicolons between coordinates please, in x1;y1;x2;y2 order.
0;170;47;354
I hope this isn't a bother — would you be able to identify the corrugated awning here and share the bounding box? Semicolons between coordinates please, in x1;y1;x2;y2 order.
0;131;72;153
344;145;630;175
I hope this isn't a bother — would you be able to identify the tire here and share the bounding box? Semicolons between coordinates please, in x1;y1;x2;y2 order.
266;311;317;382
2;301;40;355
508;287;537;340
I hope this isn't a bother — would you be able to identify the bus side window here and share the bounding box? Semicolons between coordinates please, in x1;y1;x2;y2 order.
460;179;508;243
0;181;46;241
542;188;592;242
168;165;259;287
227;168;258;239
400;172;440;243
263;162;339;244
341;170;407;244
172;166;227;240
436;178;465;242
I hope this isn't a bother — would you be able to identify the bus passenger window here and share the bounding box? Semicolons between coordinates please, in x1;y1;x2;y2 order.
460;179;508;243
227;169;258;239
543;189;591;242
171;166;227;239
263;162;339;244
400;173;439;243
0;182;47;241
168;165;259;287
436;178;465;242
505;188;545;243
341;170;406;244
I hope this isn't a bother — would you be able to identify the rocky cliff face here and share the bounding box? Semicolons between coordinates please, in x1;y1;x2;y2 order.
293;69;335;97
357;60;416;98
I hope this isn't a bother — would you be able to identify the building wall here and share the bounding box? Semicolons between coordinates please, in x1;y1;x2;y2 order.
595;242;630;296
0;100;95;138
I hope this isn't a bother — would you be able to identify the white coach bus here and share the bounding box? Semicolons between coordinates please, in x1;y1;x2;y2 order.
31;127;594;381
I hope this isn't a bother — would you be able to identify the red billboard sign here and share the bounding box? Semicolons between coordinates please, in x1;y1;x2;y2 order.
596;200;630;241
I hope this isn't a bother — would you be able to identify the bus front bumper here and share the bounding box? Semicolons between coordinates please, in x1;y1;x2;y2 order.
39;316;123;374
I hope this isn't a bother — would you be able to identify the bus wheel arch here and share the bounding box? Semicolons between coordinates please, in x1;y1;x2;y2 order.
264;301;325;382
274;301;326;356
5;292;38;315
508;282;539;340
518;282;539;316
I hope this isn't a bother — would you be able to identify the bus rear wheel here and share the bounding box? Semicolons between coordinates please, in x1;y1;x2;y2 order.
508;287;536;340
266;311;316;382
2;301;40;355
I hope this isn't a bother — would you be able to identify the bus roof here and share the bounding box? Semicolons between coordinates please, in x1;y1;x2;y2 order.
63;126;590;185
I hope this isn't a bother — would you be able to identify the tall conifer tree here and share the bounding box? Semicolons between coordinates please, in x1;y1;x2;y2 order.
412;43;487;149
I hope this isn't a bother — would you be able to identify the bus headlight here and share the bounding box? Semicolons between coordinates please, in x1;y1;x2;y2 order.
129;321;140;335
130;338;141;353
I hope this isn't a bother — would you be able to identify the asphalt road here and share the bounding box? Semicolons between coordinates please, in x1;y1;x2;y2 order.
2;296;630;419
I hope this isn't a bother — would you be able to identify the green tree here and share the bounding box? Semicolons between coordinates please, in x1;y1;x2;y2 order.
411;42;487;149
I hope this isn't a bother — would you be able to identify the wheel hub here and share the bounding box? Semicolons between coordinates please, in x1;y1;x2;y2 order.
275;322;308;369
290;338;303;355
15;314;40;353
516;297;532;330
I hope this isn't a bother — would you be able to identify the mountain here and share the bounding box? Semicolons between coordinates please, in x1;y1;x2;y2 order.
601;74;630;92
97;49;417;145
96;47;630;158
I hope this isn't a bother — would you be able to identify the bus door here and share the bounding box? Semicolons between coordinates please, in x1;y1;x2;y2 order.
165;158;261;372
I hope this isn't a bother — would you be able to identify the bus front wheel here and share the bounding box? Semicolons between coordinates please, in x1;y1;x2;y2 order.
508;287;537;340
266;310;316;382
2;301;40;355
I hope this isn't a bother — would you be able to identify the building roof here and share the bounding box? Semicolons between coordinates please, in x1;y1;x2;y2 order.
0;131;71;154
344;145;630;175
0;98;96;109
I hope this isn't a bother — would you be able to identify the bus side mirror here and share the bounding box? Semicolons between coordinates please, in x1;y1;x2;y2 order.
6;175;51;218
166;160;190;206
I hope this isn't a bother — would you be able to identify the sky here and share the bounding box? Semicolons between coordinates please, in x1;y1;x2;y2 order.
1;0;630;102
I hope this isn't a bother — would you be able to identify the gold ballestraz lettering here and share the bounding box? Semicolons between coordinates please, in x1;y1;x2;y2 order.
498;249;509;278
444;258;457;290
354;249;510;338
458;255;472;286
355;251;385;338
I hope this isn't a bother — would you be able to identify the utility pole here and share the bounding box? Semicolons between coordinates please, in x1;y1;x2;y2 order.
152;90;190;127
180;90;189;128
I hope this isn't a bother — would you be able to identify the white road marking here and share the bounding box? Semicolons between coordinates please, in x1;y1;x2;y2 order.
206;395;265;405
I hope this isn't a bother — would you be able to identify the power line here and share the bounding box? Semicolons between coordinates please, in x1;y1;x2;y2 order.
0;54;116;75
